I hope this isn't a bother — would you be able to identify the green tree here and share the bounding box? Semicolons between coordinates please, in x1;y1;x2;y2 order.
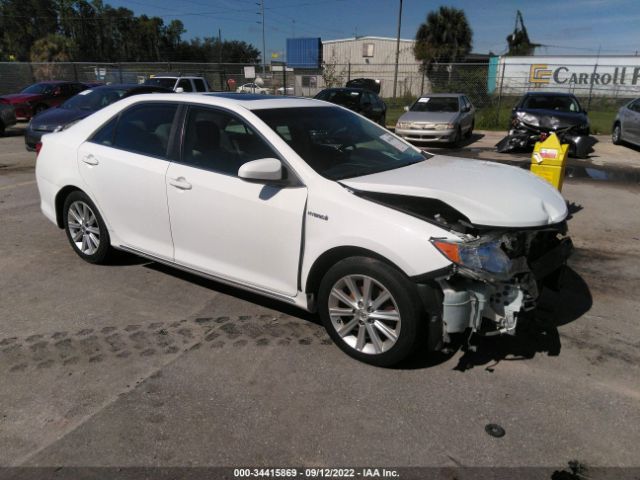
29;32;75;61
413;6;473;88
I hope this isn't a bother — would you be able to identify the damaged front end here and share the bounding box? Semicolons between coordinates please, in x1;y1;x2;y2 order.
349;187;572;351
429;228;572;343
496;112;593;159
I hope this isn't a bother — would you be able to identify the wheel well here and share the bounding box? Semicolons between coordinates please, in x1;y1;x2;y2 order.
304;246;406;297
54;186;82;228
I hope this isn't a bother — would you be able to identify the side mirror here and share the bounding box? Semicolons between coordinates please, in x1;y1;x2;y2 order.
175;87;184;93
582;109;588;114
403;106;410;112
238;158;283;182
53;88;62;96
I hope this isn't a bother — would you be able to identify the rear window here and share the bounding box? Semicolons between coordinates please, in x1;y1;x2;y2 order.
317;90;362;109
193;78;207;92
111;103;178;158
144;78;176;90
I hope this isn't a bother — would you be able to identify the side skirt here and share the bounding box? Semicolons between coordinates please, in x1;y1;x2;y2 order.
117;245;306;309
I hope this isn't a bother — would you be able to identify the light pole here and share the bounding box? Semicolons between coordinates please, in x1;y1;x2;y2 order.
392;0;403;101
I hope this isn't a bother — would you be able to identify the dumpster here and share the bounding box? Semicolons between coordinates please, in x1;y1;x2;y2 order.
530;133;568;191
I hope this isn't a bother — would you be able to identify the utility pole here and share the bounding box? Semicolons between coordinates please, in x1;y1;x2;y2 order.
218;29;222;64
392;0;403;101
257;0;266;75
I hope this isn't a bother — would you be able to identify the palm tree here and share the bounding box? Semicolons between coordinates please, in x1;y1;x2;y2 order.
413;6;473;88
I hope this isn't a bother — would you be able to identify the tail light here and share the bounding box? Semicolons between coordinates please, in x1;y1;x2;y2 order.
35;142;43;158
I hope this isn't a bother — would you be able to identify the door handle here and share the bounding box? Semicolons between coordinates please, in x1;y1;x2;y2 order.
82;154;99;166
169;177;192;190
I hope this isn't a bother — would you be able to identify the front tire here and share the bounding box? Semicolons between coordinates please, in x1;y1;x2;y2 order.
318;257;425;367
612;123;622;145
465;121;474;139
449;127;461;147
63;191;112;264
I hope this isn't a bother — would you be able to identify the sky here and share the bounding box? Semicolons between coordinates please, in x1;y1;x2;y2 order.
108;0;640;59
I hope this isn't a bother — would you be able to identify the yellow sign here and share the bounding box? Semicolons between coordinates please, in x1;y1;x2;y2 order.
529;64;552;84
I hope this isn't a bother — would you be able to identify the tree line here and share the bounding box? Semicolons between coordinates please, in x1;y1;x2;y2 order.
0;0;260;63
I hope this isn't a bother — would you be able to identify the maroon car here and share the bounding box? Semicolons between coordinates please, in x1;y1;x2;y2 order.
0;81;88;120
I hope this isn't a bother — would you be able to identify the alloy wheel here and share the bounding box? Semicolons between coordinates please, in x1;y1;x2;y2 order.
612;125;621;143
67;200;101;255
328;274;401;355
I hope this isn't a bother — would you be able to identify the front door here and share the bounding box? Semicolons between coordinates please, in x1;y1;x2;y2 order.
166;105;307;296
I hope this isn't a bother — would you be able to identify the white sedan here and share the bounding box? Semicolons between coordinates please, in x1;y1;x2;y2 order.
35;93;572;366
236;83;270;94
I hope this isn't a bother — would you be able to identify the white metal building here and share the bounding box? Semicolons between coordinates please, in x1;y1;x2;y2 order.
288;36;424;98
321;36;423;98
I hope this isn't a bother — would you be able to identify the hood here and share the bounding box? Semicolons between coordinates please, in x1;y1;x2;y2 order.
341;156;568;228
0;93;41;104
30;107;91;130
516;109;588;130
398;111;459;124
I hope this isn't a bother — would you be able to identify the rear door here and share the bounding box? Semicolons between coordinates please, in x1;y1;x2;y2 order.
77;102;179;259
165;105;307;296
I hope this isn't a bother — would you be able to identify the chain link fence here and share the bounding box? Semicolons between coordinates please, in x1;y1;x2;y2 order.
0;62;295;97
2;60;638;133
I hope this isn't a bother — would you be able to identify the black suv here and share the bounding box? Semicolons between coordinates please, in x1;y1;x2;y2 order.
314;87;387;126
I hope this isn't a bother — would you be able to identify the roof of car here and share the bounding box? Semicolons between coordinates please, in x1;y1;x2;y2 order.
417;93;465;97
34;81;78;85
127;92;326;110
90;83;169;91
523;92;577;97
321;87;367;93
150;74;204;79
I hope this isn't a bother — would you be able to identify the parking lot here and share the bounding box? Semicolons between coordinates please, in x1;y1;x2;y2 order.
1;125;639;472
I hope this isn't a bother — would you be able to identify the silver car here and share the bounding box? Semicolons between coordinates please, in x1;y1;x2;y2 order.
612;98;640;147
395;93;475;146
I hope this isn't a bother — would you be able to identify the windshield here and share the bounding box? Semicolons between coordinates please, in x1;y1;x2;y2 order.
60;88;128;111
253;106;428;181
144;78;176;89
410;97;460;112
21;83;54;95
522;95;581;112
315;90;362;109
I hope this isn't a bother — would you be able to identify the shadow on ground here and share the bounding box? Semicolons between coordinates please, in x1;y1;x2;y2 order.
143;261;317;323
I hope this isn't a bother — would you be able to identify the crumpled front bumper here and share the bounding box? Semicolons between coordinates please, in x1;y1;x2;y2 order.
423;237;573;345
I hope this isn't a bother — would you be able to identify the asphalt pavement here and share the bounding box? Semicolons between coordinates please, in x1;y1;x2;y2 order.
1;126;639;472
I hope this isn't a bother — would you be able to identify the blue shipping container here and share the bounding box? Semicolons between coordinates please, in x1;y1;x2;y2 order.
286;38;322;68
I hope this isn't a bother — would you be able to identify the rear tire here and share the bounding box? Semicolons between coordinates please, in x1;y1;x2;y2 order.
465;121;474;139
33;104;48;116
318;256;425;367
612;123;622;145
63;191;112;264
